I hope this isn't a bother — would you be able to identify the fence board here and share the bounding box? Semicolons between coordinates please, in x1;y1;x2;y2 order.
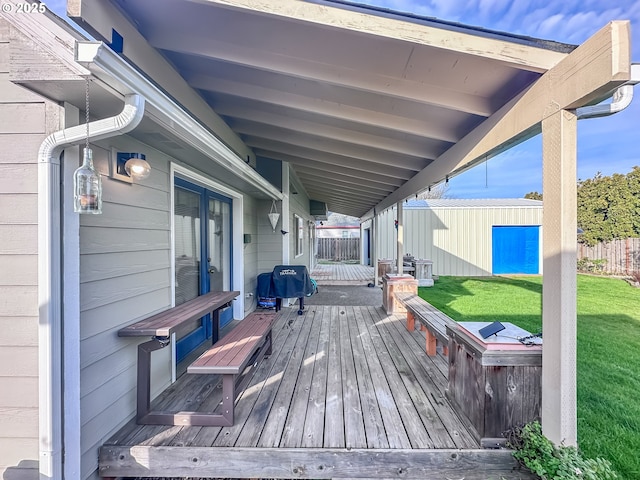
317;238;360;262
577;238;640;274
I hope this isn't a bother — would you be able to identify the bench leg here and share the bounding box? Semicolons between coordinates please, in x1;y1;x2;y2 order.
425;330;437;356
406;311;415;331
137;338;168;424
220;374;235;426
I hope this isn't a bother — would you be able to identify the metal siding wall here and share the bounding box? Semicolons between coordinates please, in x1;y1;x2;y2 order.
378;205;542;276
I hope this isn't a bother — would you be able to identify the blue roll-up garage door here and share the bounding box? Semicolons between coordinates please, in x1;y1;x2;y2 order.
492;226;540;274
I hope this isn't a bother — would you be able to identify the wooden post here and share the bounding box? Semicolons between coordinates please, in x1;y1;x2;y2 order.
541;109;578;447
396;201;403;274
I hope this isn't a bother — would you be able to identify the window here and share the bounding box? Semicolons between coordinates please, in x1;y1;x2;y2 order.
295;214;304;257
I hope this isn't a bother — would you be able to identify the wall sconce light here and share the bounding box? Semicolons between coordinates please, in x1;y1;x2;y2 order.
268;199;280;232
110;149;151;183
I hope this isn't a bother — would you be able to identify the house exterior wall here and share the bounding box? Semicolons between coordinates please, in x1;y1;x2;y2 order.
377;205;543;276
289;181;312;270
0;19;48;480
78;139;174;479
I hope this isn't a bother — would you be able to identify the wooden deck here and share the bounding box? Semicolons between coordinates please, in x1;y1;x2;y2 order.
311;263;375;285
100;306;533;479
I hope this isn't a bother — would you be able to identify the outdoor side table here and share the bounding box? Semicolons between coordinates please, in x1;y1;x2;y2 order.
446;321;542;447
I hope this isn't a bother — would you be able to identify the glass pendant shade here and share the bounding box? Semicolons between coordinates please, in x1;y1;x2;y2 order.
124;155;151;180
74;147;102;214
268;200;280;231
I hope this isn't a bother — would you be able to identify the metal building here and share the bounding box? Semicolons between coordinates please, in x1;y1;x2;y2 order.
376;199;543;276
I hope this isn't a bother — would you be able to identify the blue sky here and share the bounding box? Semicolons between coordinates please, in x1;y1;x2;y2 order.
45;0;640;199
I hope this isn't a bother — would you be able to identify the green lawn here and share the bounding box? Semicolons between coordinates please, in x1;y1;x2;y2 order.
419;275;640;479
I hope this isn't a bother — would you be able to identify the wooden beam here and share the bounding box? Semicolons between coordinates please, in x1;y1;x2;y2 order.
249;140;416;180
295;171;394;196
229;120;430;171
99;446;534;479
215;99;452;159
371;21;631;216
149;34;495;116
202;0;568;72
293;164;400;192
541;109;578;447
255;150;406;187
193;75;461;143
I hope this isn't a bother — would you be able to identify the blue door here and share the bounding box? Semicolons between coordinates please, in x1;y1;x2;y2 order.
492;226;540;274
174;178;233;362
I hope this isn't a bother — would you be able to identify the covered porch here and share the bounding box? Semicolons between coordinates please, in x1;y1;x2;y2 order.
100;305;534;479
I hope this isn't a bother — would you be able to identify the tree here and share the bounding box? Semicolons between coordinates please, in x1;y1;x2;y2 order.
524;191;543;200
577;168;640;245
417;183;449;200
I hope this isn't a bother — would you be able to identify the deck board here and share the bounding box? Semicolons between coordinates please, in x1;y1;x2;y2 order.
100;305;538;478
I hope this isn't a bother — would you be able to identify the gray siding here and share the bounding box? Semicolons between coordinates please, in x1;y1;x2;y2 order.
257;199;284;273
79;140;173;479
0;19;40;480
377;205;543;276
289;177;312;269
243;194;258;314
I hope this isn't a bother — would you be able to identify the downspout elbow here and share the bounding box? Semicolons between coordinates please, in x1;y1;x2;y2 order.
576;64;640;120
38;93;145;164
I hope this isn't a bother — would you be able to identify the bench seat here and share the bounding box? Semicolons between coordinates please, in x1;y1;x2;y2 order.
395;292;456;356
186;311;276;426
118;291;239;425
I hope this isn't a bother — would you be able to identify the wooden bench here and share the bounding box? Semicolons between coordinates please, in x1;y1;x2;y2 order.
395;292;457;357
118;290;239;425
187;311;275;427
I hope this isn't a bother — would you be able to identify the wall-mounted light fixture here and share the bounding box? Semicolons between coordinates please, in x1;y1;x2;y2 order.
110;149;151;183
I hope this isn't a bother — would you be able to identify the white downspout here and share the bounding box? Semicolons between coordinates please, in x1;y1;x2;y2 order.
576;64;639;119
38;93;144;480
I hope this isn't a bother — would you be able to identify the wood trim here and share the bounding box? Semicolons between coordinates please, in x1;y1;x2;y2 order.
205;0;567;72
99;446;534;479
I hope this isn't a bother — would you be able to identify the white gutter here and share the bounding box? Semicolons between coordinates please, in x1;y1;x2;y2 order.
38;94;144;480
576;64;640;119
75;41;283;201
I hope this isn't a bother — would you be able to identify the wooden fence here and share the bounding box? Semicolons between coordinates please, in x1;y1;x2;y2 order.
577;238;640;274
317;238;360;262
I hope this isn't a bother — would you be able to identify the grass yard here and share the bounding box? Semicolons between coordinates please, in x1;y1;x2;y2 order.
419;275;640;479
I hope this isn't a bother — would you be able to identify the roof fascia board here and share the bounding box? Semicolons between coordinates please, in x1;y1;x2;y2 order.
67;0;253;163
368;20;632;218
198;0;568;72
76;41;283;201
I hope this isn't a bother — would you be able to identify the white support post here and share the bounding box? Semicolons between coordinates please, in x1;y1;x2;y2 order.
396;201;404;274
541;109;578;447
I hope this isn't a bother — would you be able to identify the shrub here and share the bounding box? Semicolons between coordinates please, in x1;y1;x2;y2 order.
506;421;617;479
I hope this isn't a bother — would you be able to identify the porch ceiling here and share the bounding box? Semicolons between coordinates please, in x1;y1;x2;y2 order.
108;0;575;217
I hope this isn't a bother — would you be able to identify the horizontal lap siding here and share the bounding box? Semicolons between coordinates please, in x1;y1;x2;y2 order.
243;195;258;315
0;21;42;479
79;141;173;479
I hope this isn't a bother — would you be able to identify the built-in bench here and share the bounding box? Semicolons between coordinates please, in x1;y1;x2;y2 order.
187;311;275;426
118;290;239;425
395;292;457;357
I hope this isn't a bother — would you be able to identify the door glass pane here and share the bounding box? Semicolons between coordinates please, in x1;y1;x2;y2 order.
174;187;201;305
208;197;231;292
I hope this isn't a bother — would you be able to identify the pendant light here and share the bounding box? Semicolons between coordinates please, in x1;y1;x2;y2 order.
73;77;102;214
268;200;280;232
